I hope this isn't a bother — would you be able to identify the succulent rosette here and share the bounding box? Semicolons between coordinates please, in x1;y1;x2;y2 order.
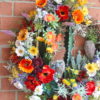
4;0;100;100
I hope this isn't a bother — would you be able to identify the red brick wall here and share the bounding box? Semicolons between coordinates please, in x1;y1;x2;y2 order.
0;0;100;100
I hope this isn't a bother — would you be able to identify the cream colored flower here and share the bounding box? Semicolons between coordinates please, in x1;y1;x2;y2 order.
34;85;43;95
15;46;25;57
29;95;41;100
14;81;24;89
96;60;100;70
54;0;62;4
82;7;88;16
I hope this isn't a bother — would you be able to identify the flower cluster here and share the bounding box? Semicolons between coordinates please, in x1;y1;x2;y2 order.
5;0;100;100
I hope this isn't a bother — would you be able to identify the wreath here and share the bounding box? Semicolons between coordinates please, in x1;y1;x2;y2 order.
3;0;100;100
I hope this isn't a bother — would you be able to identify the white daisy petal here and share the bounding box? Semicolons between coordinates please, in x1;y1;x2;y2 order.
34;85;43;95
29;95;41;100
15;46;25;57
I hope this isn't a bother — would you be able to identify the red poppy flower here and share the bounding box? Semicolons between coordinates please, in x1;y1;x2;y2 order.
18;59;34;73
24;76;41;91
85;81;95;95
56;5;69;21
38;65;55;83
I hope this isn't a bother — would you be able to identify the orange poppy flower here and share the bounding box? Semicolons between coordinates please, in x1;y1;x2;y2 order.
17;29;28;41
46;31;56;42
72;9;84;24
44;14;56;22
18;59;34;73
52;43;58;51
36;0;48;8
72;93;82;100
56;33;63;42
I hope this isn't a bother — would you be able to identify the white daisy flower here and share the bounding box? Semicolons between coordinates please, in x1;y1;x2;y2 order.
87;71;97;77
15;40;24;47
14;81;24;89
15;46;25;57
96;60;100;70
93;87;100;98
34;85;43;95
54;0;62;4
29;95;41;100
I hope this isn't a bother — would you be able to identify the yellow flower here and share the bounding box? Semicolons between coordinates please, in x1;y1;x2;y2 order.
74;4;80;8
74;70;79;75
72;83;78;87
11;67;19;78
28;10;36;18
85;63;99;73
70;79;76;83
77;0;88;5
28;46;38;56
82;7;88;16
46;47;54;53
62;79;71;86
70;0;75;2
53;95;58;100
36;36;45;42
85;20;92;25
17;29;28;41
66;67;71;71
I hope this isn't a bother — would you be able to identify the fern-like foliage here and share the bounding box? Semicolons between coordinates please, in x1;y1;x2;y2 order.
70;51;88;70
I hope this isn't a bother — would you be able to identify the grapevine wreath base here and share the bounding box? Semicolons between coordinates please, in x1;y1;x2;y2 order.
2;0;100;100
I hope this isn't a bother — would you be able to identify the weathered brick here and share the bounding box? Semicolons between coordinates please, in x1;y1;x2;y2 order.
0;2;12;16
14;2;36;16
89;8;100;21
18;92;28;100
0;32;14;45
1;78;18;90
0;63;9;76
88;0;100;7
0;17;23;30
0;91;16;100
1;48;11;61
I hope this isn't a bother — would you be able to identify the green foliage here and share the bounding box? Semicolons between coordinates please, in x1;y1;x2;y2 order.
71;51;88;70
71;83;86;97
86;26;98;43
67;27;74;65
43;81;58;97
89;96;100;100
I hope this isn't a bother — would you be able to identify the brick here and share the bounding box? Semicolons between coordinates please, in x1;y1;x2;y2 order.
18;92;28;100
0;32;14;45
89;8;100;21
0;2;12;16
1;48;11;61
0;91;16;100
1;78;18;90
15;0;35;1
14;2;36;16
0;17;23;30
88;0;100;7
0;63;9;76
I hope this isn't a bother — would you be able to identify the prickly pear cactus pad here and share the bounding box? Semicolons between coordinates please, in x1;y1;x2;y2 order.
3;0;100;100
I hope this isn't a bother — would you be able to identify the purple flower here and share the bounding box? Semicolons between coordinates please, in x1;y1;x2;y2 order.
32;57;43;67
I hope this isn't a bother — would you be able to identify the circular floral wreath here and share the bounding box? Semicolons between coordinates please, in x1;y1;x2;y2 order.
4;0;100;100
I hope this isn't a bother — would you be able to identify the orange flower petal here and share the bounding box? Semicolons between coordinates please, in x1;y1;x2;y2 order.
36;0;48;8
18;59;34;73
